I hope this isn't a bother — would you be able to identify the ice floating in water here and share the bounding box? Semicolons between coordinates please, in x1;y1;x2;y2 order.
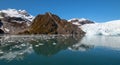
0;51;4;54
35;45;39;47
21;44;26;46
81;20;120;36
38;43;44;45
53;43;56;45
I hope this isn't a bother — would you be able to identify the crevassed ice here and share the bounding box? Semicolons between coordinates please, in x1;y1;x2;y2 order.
81;20;120;36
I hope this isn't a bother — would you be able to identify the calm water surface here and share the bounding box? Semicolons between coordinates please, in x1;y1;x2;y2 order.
0;35;120;65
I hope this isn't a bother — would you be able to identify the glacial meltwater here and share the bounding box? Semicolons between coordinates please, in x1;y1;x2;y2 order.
0;35;120;65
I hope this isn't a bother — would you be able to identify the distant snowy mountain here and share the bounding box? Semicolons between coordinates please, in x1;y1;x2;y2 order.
0;9;34;21
0;9;34;34
68;18;94;26
81;20;120;36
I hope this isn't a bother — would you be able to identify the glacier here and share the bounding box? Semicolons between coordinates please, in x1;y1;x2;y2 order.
81;20;120;36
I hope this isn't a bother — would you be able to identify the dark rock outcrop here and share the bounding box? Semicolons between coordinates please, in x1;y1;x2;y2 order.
0;29;4;34
19;12;85;35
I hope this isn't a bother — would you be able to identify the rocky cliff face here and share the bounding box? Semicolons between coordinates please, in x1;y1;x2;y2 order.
19;12;85;35
1;17;30;34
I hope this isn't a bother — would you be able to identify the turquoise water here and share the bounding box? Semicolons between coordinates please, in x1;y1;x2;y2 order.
0;35;120;65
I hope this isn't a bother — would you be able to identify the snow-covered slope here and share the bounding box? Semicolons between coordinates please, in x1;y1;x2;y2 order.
68;18;94;26
0;9;35;34
0;9;34;21
68;18;87;22
81;20;120;36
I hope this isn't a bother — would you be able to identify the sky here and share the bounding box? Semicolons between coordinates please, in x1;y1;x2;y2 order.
0;0;120;22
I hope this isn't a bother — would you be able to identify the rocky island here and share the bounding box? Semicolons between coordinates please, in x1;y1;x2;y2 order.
19;12;85;35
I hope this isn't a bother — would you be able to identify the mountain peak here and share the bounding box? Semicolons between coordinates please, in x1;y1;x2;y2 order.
0;9;35;34
0;8;34;21
45;12;52;15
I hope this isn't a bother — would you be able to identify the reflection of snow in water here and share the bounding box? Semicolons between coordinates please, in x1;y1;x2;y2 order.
72;35;120;51
68;43;93;51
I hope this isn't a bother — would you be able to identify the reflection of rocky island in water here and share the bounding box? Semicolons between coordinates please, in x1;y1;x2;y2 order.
31;35;80;56
0;35;92;61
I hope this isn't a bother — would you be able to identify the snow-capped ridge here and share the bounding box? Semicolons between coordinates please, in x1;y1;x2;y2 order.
0;9;35;34
68;18;94;26
68;18;87;22
0;8;34;21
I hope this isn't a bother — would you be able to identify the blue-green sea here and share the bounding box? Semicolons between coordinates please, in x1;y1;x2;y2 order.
0;35;120;65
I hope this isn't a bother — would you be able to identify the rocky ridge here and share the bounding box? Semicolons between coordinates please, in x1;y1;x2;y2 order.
19;12;85;35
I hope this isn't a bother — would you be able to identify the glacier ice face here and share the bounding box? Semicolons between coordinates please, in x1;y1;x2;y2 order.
81;20;120;36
